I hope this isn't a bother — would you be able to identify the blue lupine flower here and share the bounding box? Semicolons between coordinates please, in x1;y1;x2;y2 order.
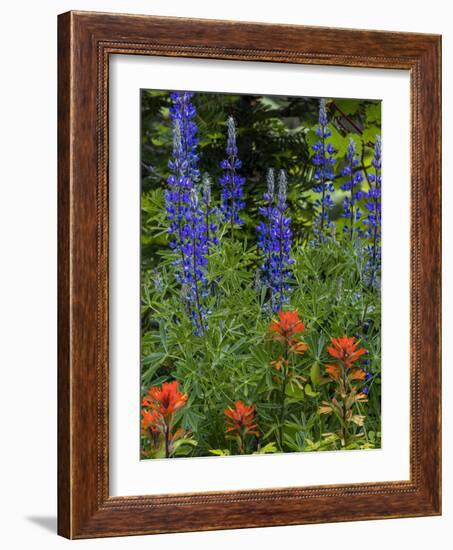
363;135;382;288
266;170;294;312
311;99;336;243
165;91;208;334
256;168;275;288
165;92;200;264
200;173;218;250
179;188;209;335
219;116;246;231
168;91;200;183
341;139;364;238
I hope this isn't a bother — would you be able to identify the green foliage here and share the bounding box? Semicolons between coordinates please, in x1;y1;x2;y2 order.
141;217;380;456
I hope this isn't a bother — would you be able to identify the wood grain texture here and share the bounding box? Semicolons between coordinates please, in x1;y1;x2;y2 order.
57;10;442;539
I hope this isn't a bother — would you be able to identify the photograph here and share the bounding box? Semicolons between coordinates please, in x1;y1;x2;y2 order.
140;89;382;459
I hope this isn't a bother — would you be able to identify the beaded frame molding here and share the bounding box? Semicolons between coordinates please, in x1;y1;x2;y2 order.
58;11;441;539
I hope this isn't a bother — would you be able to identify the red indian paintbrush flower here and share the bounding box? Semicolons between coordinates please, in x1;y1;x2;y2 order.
269;310;305;343
224;400;259;437
141;408;162;449
326;336;366;368
142;380;188;420
325;364;341;380
141;408;161;433
290;340;309;356
325;363;366;381
141;381;189;458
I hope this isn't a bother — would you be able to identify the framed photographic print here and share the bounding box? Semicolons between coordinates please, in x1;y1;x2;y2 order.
58;11;442;538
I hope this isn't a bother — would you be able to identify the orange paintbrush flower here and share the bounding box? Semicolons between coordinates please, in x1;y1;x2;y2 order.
142;380;188;420
325;363;366;382
269;310;305;343
290;340;309;356
141;408;162;450
224;400;259;437
325;364;341;380
271;356;288;370
326;336;366;368
349;368;366;381
141;408;161;433
141;381;189;458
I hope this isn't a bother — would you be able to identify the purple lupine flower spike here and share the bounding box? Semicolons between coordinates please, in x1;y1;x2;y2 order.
341;138;364;239
257;168;275;288
311;99;336;244
363;135;382;288
164;91;208;334
181;188;209;335
271;170;294;311
219;116;246;234
258;169;294;312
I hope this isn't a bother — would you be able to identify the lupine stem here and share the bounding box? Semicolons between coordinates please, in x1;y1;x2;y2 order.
278;211;284;299
349;174;355;239
230;173;235;240
341;139;363;240
320;131;327;233
370;151;382;286
191;217;205;334
363;135;382;288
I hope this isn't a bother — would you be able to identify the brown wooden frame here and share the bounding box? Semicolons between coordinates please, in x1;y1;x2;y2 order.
58;10;442;539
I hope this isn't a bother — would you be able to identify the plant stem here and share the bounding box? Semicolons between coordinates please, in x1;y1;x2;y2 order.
205;209;210;251
369;164;381;288
229;155;237;241
191;217;205;334
164;425;170;458
320;131;326;236
266;197;273;286
278;341;289;450
349;165;355;240
278;208;284;307
341;368;349;447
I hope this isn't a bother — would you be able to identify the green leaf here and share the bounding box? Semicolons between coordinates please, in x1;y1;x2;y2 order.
334;99;361;116
141;362;162;384
304;383;320;398
285;381;305;400
310;361;322;385
173;437;198;456
362;126;380;145
142;351;166;366
365;103;381;125
305;129;318;157
209;449;231;456
254;442;278;454
329;126;349;158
